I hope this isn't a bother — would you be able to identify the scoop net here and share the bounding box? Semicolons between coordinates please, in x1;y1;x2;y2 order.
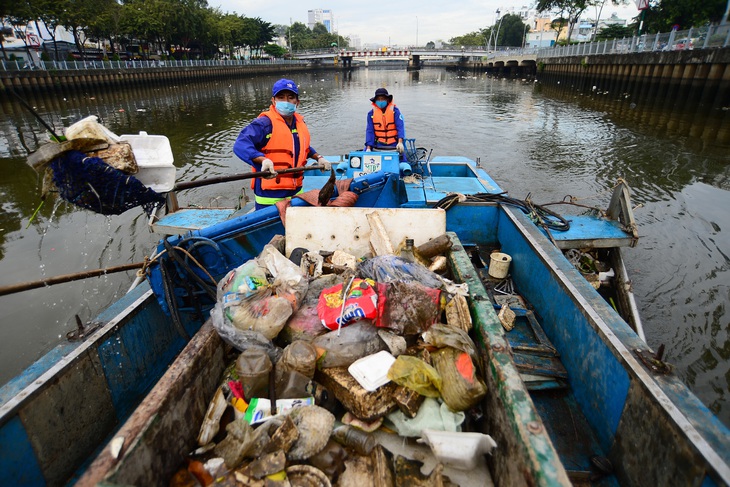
50;150;166;215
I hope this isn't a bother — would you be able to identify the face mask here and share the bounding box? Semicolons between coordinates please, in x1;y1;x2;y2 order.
275;101;296;117
375;100;388;109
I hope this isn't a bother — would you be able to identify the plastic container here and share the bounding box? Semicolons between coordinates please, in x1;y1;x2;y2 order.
235;348;272;400
65;115;121;143
488;252;512;279
332;425;376;455
418;429;497;470
347;350;396;391
119;131;176;192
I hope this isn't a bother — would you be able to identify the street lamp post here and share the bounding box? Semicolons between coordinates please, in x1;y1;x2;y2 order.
522;23;528;49
416;16;419;47
493;10;504;52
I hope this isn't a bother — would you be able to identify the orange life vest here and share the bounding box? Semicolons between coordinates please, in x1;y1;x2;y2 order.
370;103;398;146
252;107;311;191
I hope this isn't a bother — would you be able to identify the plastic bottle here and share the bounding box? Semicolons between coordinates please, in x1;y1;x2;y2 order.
399;238;416;263
274;370;339;414
235;348;272;400
332;425;376;455
279;340;317;378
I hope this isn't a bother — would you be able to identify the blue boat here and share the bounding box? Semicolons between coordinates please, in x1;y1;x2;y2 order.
1;145;727;486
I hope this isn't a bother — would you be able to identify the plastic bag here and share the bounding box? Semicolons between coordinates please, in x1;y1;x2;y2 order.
217;260;269;301
210;304;283;363
386;397;465;437
422;323;479;365
432;347;487;412
214;245;308;341
258;244;308;309
358;255;443;289
377;281;441;335
387;355;442;398
317;278;378;331
312;321;386;368
280;274;342;344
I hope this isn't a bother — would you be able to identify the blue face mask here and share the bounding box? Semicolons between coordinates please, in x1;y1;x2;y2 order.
275;101;297;117
375;100;388;109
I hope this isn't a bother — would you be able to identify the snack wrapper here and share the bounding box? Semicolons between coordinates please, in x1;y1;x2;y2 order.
317;278;378;331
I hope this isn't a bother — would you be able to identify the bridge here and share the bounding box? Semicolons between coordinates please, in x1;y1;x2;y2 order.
290;47;537;69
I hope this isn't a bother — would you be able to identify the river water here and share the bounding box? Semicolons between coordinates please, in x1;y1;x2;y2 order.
1;68;729;426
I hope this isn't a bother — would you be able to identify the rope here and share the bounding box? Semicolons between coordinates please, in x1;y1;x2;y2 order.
433;192;570;232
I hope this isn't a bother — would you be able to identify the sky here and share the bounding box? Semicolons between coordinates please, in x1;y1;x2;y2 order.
208;0;643;47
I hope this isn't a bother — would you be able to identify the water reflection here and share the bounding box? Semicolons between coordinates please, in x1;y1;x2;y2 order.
535;82;730;150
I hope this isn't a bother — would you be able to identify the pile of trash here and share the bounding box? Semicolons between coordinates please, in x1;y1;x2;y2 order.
174;234;496;486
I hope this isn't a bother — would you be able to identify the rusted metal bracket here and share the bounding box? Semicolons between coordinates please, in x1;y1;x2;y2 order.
634;344;673;374
66;314;104;341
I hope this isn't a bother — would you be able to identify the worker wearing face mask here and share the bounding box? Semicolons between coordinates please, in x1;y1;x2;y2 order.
365;87;406;157
233;78;332;210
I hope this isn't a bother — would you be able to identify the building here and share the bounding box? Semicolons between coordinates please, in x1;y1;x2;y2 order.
524;13;557;48
308;9;334;32
347;34;362;50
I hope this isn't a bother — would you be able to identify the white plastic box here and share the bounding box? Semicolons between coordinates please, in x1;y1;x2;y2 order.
119;131;176;193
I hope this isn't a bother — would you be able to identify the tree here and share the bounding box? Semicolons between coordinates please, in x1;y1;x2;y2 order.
84;0;122;56
536;0;589;42
641;0;726;32
286;21;309;51
498;14;530;46
263;43;285;58
449;29;487;47
241;17;274;57
595;23;634;39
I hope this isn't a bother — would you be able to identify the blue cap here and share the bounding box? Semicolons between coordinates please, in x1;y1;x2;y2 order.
272;79;299;97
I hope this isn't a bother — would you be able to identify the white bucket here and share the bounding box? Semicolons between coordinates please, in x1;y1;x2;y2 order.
488;252;512;279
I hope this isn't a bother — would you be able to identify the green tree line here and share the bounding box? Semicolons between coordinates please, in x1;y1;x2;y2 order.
449;14;531;48
0;0;347;61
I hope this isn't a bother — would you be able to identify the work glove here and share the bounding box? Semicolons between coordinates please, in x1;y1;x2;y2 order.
396;141;404;154
260;158;277;178
318;157;332;171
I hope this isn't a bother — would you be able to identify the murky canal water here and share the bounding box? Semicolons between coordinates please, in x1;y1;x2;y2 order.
1;68;729;426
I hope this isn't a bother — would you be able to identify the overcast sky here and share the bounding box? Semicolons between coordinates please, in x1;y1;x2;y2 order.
209;0;642;47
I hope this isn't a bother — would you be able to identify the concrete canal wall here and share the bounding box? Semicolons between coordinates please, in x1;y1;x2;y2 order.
0;64;338;97
536;48;730;110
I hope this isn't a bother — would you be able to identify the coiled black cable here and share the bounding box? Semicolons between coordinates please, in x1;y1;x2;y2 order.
433;192;570;232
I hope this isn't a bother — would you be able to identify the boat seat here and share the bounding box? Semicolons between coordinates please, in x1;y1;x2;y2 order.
543;215;636;250
151;208;237;235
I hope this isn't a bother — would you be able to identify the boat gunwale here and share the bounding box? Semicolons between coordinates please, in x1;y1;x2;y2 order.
502;205;730;483
0;287;155;423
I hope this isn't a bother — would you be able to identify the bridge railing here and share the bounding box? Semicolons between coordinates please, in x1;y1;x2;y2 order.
1;57;310;72
538;24;730;59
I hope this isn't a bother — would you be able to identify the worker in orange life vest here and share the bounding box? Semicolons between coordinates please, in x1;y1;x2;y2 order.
365;88;406;159
233;79;332;210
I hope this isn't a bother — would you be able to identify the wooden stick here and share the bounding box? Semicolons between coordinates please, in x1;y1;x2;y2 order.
0;262;145;297
173;165;325;191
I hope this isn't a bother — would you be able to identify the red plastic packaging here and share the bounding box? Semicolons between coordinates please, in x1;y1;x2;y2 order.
317;278;378;331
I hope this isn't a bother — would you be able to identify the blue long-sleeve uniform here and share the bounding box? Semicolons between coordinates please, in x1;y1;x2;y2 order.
365;105;406;149
233;115;318;201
